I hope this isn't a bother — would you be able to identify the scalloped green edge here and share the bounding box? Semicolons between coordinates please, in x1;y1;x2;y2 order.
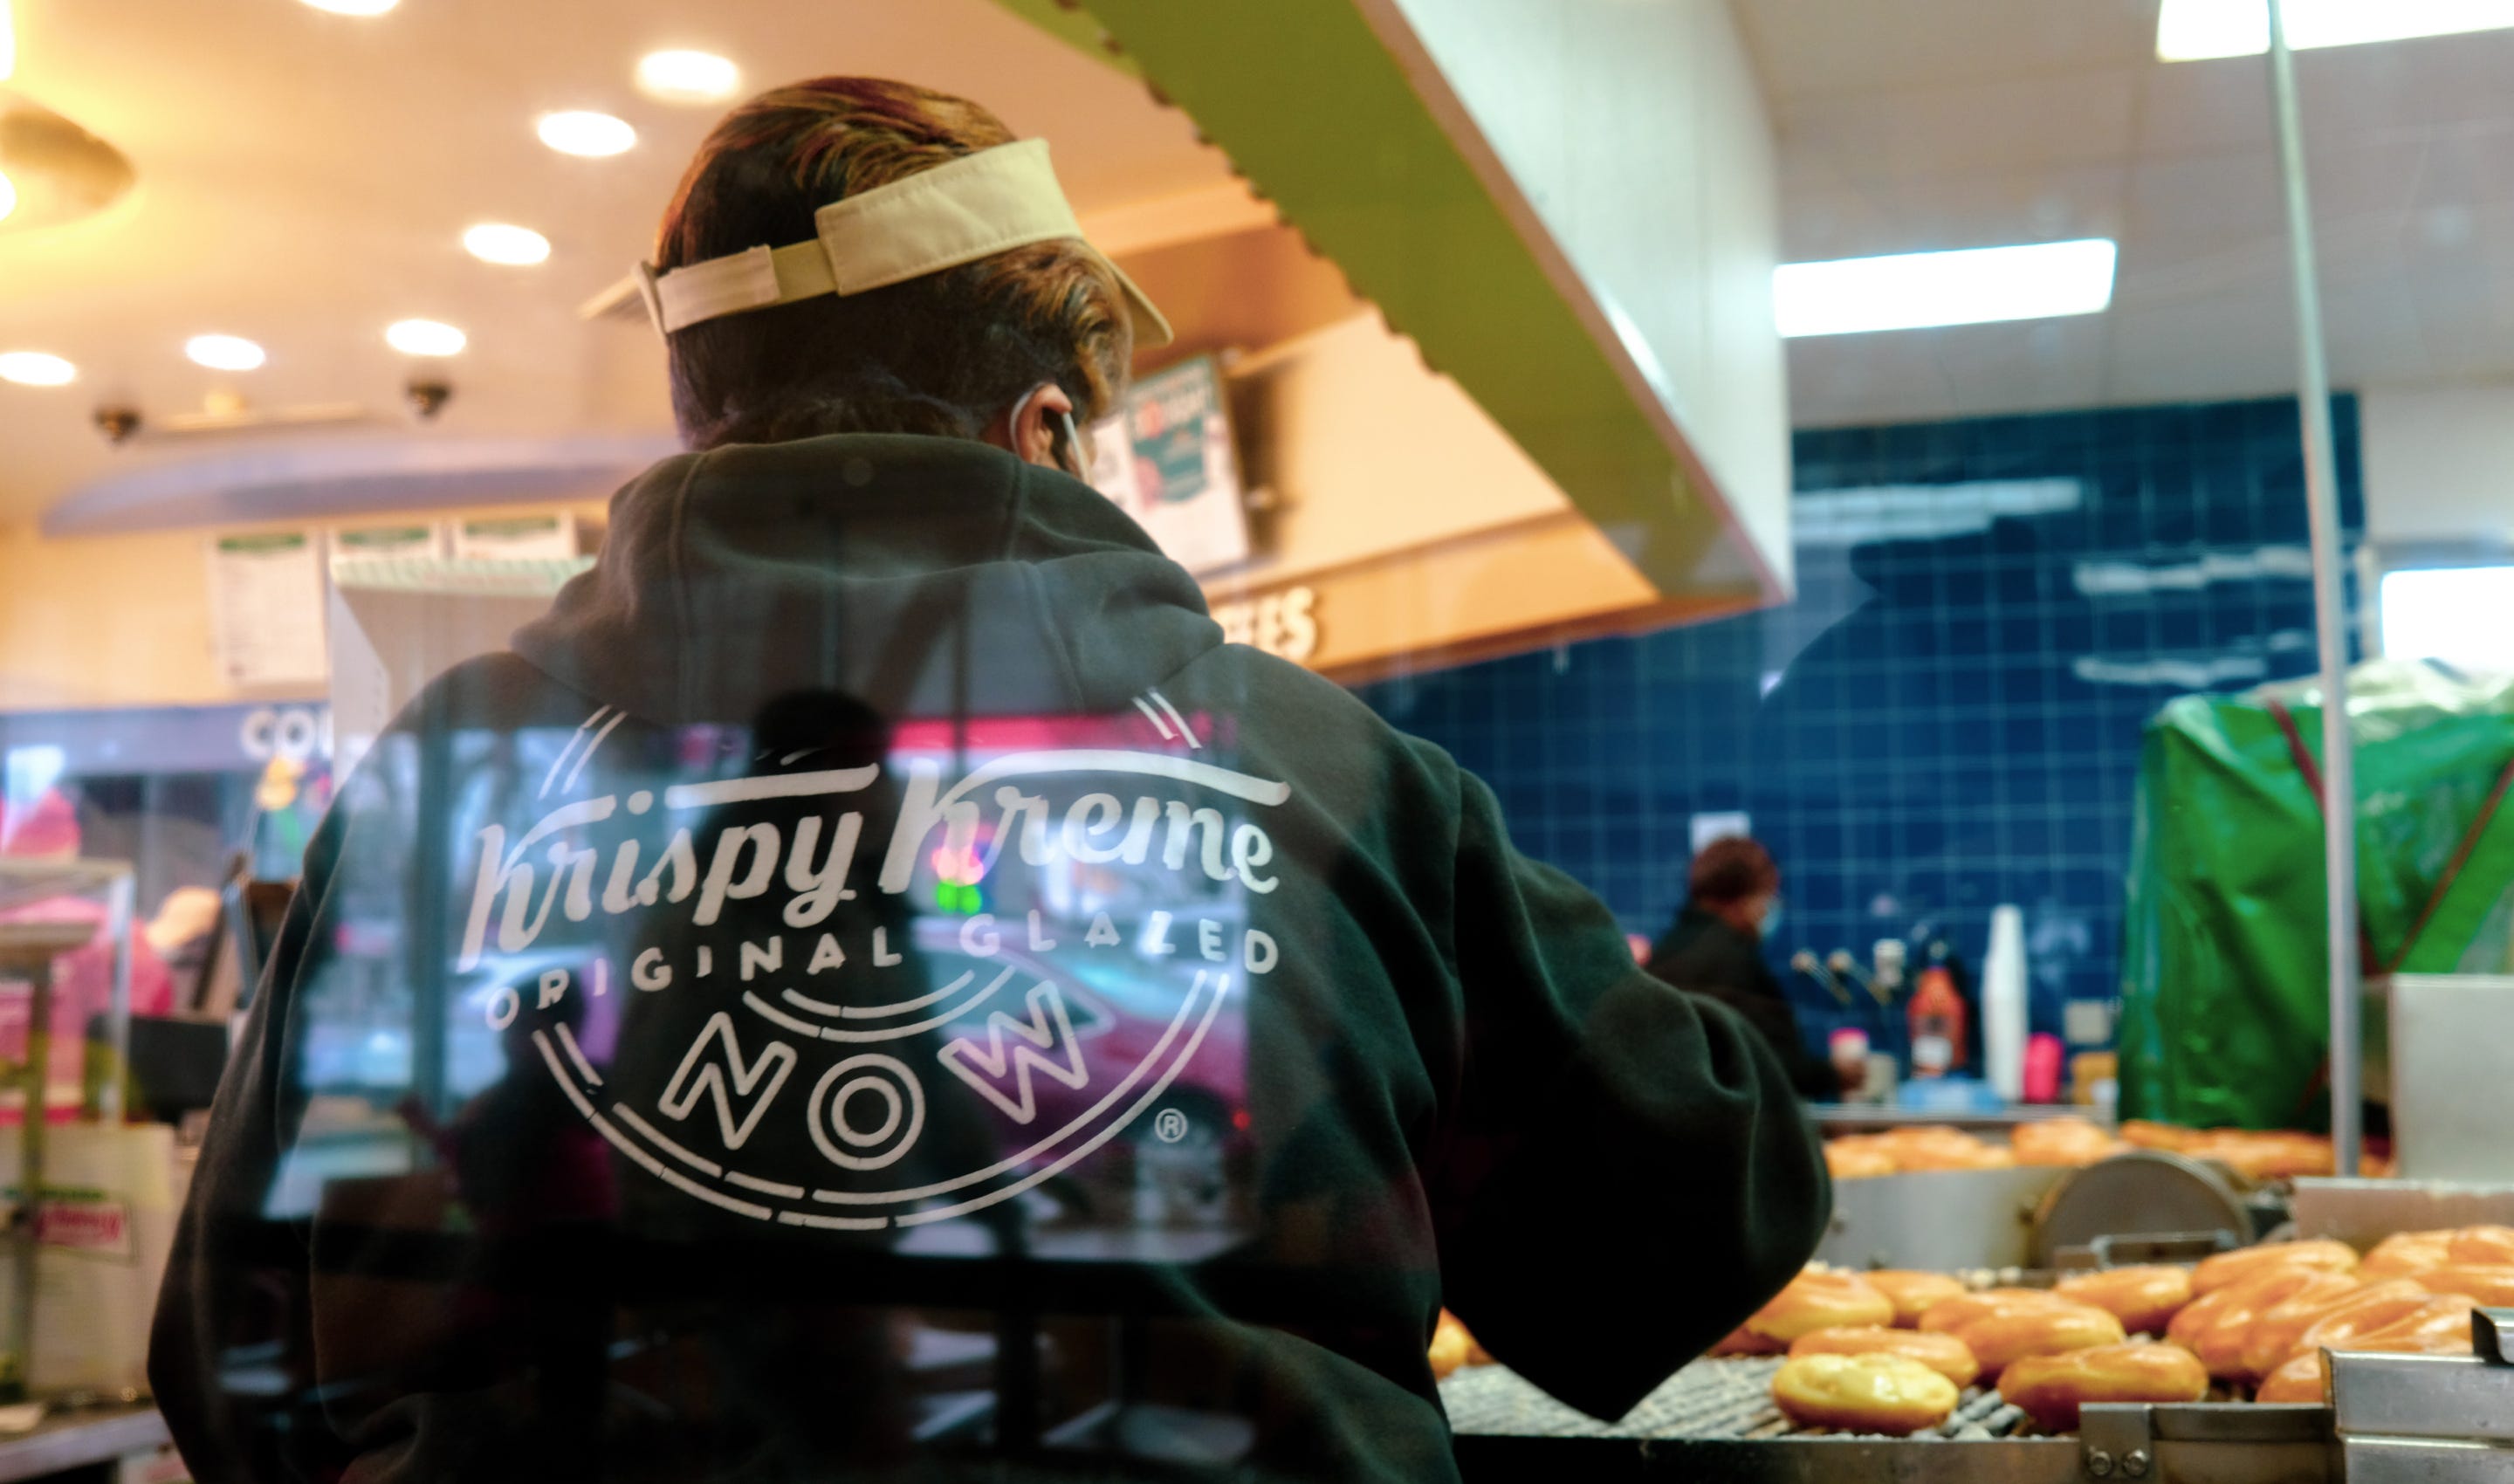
986;0;1767;605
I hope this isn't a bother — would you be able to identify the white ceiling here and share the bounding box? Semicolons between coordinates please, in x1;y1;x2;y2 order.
1737;0;2514;426
0;0;1234;521
8;0;2514;523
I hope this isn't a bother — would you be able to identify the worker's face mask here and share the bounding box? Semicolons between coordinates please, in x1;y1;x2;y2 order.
1761;897;1785;936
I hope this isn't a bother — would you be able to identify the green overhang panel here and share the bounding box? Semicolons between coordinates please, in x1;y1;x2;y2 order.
994;0;1736;598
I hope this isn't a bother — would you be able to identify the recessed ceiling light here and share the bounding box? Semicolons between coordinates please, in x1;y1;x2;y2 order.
299;0;399;14
2157;0;2514;60
635;50;740;105
386;319;466;356
186;333;265;371
1774;240;2118;338
0;351;75;387
537;111;636;158
464;222;551;265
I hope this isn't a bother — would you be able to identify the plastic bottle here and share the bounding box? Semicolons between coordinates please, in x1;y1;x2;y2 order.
1906;964;1968;1079
1982;903;2028;1103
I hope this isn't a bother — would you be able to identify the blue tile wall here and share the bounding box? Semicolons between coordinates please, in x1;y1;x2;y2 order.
1357;395;2363;1062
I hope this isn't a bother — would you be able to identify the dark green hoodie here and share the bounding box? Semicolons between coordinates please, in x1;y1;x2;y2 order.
151;435;1826;1484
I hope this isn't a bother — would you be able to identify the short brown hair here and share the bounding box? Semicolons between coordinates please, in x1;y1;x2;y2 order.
654;78;1132;450
1689;836;1778;906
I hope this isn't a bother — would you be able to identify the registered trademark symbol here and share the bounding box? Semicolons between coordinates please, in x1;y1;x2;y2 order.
1153;1107;1190;1144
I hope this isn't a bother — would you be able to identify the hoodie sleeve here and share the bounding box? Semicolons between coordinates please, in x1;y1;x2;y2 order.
1425;766;1829;1419
149;773;367;1484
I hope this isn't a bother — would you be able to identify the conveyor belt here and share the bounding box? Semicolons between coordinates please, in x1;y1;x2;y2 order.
1439;1357;2031;1441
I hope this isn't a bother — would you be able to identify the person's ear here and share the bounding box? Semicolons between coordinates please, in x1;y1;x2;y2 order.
998;382;1076;471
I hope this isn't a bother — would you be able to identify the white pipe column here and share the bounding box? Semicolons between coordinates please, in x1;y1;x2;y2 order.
2265;0;2361;1176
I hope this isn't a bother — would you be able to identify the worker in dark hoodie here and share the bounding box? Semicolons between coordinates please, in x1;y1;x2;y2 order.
1645;836;1841;1100
152;76;1826;1484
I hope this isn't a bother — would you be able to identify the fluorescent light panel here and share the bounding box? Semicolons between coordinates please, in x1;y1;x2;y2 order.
2380;567;2514;673
1774;239;2117;338
635;50;740;105
2158;0;2514;61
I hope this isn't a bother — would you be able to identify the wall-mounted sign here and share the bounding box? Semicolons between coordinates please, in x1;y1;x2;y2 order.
453;512;579;561
1088;355;1250;575
206;531;329;690
331;522;447;571
1212;586;1319;664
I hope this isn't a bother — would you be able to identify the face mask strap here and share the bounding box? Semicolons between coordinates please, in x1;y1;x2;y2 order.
1006;385;1087;479
1054;409;1087;479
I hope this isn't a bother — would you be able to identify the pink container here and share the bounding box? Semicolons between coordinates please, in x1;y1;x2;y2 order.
2022;1032;2065;1104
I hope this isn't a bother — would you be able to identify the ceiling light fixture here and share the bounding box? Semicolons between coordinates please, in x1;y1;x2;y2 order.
298;0;400;14
0;95;137;233
1774;239;2119;337
385;319;466;356
463;222;550;265
635;49;740;105
185;334;265;371
0;350;73;386
2157;0;2514;60
536;110;636;157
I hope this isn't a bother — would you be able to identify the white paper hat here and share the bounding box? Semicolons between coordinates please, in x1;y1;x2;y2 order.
638;138;1171;347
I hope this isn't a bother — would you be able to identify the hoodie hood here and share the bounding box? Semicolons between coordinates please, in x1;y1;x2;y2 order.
513;434;1223;726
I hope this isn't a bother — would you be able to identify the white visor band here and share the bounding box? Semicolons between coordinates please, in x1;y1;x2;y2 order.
639;139;1171;347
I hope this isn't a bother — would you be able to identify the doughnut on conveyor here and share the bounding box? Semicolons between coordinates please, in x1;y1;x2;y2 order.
1442;1175;2514;1481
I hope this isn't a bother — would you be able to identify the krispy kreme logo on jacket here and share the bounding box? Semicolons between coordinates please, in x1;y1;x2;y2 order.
454;702;1282;1230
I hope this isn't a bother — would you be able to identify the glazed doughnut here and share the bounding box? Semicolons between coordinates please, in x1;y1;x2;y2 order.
2278;1281;2446;1365
2189;1130;2335;1181
1997;1343;2208;1432
2360;1229;2453;1277
1868;1124;2017;1171
2241;1278;2427;1381
1863;1270;1968;1328
1770;1353;1961;1436
1429;1312;1471;1378
1947;1299;2126;1374
2010;1117;2129;1168
1709;1323;1787;1357
2350;1292;2480;1353
1743;1270;1896;1343
2189;1240;2359;1296
2445;1226;2514;1265
2413;1264;2514;1307
2183;1269;2359;1381
2166;1267;2330;1356
1826;1142;1899;1179
2120;1120;2203;1152
2052;1266;2194;1336
2253;1350;2328;1405
1917;1288;2066;1335
2256;1293;2483;1404
1788;1326;1981;1387
2361;1225;2514;1277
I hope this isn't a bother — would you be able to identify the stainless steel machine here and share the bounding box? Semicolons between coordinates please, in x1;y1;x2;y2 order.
1447;1171;2514;1480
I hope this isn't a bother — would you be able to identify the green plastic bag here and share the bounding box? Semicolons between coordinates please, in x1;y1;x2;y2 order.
2119;662;2514;1129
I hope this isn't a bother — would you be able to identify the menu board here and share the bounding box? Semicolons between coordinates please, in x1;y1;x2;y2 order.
452;512;578;561
331;521;447;570
1086;356;1250;574
207;532;329;689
